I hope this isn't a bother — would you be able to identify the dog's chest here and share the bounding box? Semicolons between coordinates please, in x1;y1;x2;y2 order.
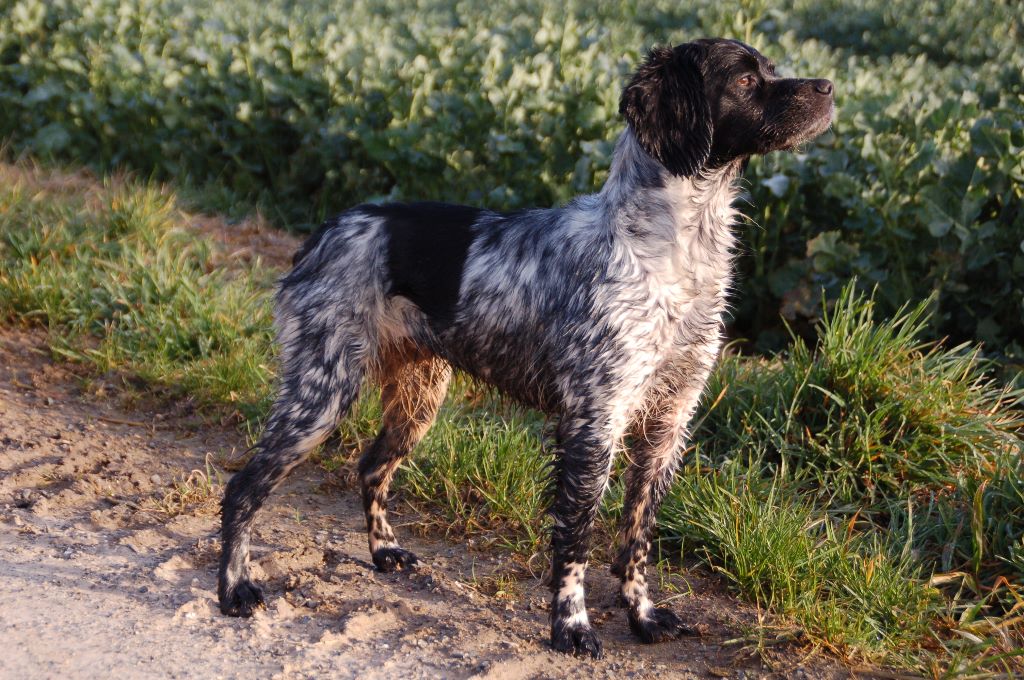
627;180;738;357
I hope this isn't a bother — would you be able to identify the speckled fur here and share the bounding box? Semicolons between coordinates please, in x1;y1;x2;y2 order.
217;38;834;658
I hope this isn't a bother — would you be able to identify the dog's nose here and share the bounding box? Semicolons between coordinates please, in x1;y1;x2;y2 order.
812;79;834;95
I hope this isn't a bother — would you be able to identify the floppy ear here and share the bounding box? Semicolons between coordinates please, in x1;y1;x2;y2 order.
619;43;712;177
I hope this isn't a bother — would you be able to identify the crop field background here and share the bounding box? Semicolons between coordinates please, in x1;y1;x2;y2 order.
1;0;1023;676
1;0;1022;361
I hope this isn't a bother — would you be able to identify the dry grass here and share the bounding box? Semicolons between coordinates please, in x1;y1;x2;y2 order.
150;454;224;517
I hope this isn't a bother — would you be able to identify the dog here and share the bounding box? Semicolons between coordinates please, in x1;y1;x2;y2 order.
218;38;834;658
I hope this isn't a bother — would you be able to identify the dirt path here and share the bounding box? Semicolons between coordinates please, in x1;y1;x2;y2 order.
0;328;850;679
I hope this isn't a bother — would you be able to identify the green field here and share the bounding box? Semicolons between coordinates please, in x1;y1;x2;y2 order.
1;0;1022;361
2;0;1024;675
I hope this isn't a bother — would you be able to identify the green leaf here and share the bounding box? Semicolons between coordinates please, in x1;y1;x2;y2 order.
30;123;71;153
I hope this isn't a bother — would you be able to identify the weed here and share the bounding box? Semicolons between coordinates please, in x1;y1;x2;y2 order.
153;453;224;517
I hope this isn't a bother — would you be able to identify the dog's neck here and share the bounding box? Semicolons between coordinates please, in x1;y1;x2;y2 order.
596;129;741;263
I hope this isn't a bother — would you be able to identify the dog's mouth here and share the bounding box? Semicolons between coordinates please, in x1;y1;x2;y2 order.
793;103;834;145
768;99;835;151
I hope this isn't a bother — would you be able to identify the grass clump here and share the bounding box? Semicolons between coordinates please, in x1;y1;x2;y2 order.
656;284;1024;669
0;163;276;421
700;288;1022;504
400;380;549;551
325;378;550;552
153;453;224;517
661;466;937;658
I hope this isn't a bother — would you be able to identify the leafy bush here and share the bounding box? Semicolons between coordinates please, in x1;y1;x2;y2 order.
1;0;1021;360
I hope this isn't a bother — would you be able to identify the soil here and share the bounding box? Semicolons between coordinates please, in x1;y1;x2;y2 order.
0;329;857;679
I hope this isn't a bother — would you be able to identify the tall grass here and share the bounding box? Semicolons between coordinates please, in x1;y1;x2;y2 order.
1;163;1022;674
660;465;939;659
0;165;276;421
656;286;1024;668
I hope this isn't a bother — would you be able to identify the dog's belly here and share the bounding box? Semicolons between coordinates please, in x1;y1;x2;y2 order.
432;323;564;414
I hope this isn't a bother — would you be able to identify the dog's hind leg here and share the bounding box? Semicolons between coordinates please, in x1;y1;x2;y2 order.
359;344;451;572
611;380;707;642
218;318;369;617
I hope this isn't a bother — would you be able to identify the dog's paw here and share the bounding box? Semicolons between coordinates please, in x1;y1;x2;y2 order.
219;579;265;617
627;607;699;643
372;547;419;573
551;622;603;659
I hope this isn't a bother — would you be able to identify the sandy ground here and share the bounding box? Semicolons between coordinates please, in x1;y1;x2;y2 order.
0;326;857;680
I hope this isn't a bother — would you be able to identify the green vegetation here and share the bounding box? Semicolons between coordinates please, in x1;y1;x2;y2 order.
2;161;1022;675
659;293;1024;666
1;0;1022;360
0;164;276;420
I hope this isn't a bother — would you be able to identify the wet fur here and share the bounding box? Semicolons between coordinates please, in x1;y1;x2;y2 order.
218;38;834;658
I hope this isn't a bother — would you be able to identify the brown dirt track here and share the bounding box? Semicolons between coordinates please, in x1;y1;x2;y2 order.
0;280;858;678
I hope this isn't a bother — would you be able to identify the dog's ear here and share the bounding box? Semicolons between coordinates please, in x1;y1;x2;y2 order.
619;43;712;177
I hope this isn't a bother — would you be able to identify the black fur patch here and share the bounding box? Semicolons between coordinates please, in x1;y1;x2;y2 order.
368;202;482;329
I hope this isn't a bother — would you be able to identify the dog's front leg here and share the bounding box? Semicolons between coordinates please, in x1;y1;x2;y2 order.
548;414;616;659
612;379;709;642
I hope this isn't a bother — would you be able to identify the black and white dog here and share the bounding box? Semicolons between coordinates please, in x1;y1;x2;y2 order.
218;38;834;658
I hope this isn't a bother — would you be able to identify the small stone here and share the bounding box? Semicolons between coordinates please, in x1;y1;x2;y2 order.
150;474;162;485
14;489;37;509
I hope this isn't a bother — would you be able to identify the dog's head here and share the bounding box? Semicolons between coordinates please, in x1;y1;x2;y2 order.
620;38;834;177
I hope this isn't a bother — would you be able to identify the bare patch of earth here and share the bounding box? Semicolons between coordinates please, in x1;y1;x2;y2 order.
0;330;857;677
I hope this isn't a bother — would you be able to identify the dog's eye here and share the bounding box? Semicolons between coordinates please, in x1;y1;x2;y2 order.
736;75;757;89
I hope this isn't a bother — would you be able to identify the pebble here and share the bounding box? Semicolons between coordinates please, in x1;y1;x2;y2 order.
150;474;162;485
